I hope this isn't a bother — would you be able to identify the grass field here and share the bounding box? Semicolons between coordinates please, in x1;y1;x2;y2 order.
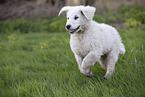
0;25;145;97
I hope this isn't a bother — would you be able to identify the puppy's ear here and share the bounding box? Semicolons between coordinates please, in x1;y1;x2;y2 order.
58;6;70;16
81;6;96;21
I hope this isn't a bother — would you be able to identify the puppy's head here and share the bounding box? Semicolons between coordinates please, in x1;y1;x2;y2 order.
58;6;96;34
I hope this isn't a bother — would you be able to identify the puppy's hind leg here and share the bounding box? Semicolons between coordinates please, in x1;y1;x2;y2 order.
103;49;120;79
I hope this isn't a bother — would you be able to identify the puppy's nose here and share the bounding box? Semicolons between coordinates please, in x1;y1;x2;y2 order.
66;25;71;30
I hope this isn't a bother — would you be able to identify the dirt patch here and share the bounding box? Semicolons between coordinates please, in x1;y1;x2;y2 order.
0;0;144;21
0;1;63;20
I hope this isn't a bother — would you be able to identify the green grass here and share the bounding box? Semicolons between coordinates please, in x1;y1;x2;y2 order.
0;5;145;97
0;26;145;97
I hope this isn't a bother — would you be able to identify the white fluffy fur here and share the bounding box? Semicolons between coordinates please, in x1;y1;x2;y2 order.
59;6;125;79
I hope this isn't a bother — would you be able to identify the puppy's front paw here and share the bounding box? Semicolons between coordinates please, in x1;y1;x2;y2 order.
102;76;107;80
85;71;96;77
80;66;95;77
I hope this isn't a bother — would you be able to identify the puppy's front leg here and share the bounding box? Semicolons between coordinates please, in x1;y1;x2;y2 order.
74;54;82;69
80;51;101;77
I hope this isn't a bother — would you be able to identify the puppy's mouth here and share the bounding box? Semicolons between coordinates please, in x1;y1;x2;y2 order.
69;25;80;34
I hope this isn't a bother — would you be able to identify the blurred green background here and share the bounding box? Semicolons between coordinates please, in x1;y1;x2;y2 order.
0;0;145;97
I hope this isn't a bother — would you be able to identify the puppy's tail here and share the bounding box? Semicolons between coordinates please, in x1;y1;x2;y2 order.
120;43;125;54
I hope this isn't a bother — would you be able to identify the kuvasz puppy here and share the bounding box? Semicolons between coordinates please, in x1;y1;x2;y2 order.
58;6;125;79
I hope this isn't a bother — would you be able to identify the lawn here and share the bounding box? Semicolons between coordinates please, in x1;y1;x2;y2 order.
0;25;145;97
0;5;145;97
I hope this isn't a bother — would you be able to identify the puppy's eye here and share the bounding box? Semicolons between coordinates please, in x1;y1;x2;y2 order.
67;17;69;20
74;16;79;20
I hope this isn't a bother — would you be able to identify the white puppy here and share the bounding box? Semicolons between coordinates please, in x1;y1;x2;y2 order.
58;6;125;79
